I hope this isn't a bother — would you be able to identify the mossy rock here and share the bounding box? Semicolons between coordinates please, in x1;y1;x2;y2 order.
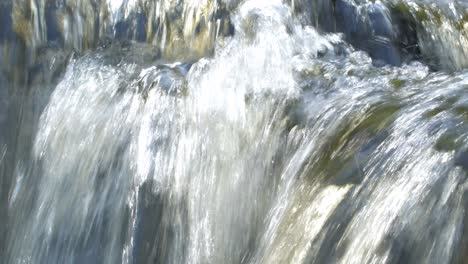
435;131;461;152
390;78;405;89
307;102;400;184
423;97;458;119
453;105;468;120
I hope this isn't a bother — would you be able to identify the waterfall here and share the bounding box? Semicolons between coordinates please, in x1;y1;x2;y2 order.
1;0;468;263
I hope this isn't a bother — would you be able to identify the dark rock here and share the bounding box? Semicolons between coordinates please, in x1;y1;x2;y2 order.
132;180;188;264
333;0;403;66
135;12;148;42
455;149;468;172
0;1;13;42
45;2;62;43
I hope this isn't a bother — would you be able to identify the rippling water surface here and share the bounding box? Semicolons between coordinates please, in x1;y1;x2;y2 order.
1;0;468;263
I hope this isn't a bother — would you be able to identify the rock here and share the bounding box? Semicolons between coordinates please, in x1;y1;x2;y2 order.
455;149;468;172
138;63;191;97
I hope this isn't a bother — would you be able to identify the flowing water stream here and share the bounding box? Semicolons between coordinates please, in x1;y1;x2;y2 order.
1;0;468;263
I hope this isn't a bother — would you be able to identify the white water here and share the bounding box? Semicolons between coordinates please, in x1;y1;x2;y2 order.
3;0;468;263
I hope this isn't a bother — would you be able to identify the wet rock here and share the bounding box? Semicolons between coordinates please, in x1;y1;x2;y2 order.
335;1;403;66
368;3;394;38
435;132;460;152
298;0;405;66
138;63;190;97
334;0;362;39
114;12;148;42
455;149;468;172
317;44;329;58
332;157;364;186
45;1;62;43
132;180;188;264
291;0;468;69
0;1;13;42
389;1;468;70
0;0;237;73
390;78;405;89
290;0;336;32
135;12;148;42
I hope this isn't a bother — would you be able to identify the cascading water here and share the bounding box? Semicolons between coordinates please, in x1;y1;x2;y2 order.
1;0;468;263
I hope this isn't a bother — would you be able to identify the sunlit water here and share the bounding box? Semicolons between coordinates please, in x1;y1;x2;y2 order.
1;0;468;263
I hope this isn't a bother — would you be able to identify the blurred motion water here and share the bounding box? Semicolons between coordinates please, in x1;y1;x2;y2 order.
1;0;468;263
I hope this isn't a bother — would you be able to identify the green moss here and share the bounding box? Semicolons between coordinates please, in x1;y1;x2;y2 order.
443;97;459;105
455;14;468;31
390;78;405;89
357;104;401;134
424;106;447;119
431;9;443;26
299;65;324;79
453;105;468;119
307;103;400;183
392;2;446;27
435;132;460;152
415;8;429;22
12;3;32;43
393;2;411;15
423;98;458;119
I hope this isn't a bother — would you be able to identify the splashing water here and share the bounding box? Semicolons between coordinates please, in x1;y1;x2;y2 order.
1;0;468;264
